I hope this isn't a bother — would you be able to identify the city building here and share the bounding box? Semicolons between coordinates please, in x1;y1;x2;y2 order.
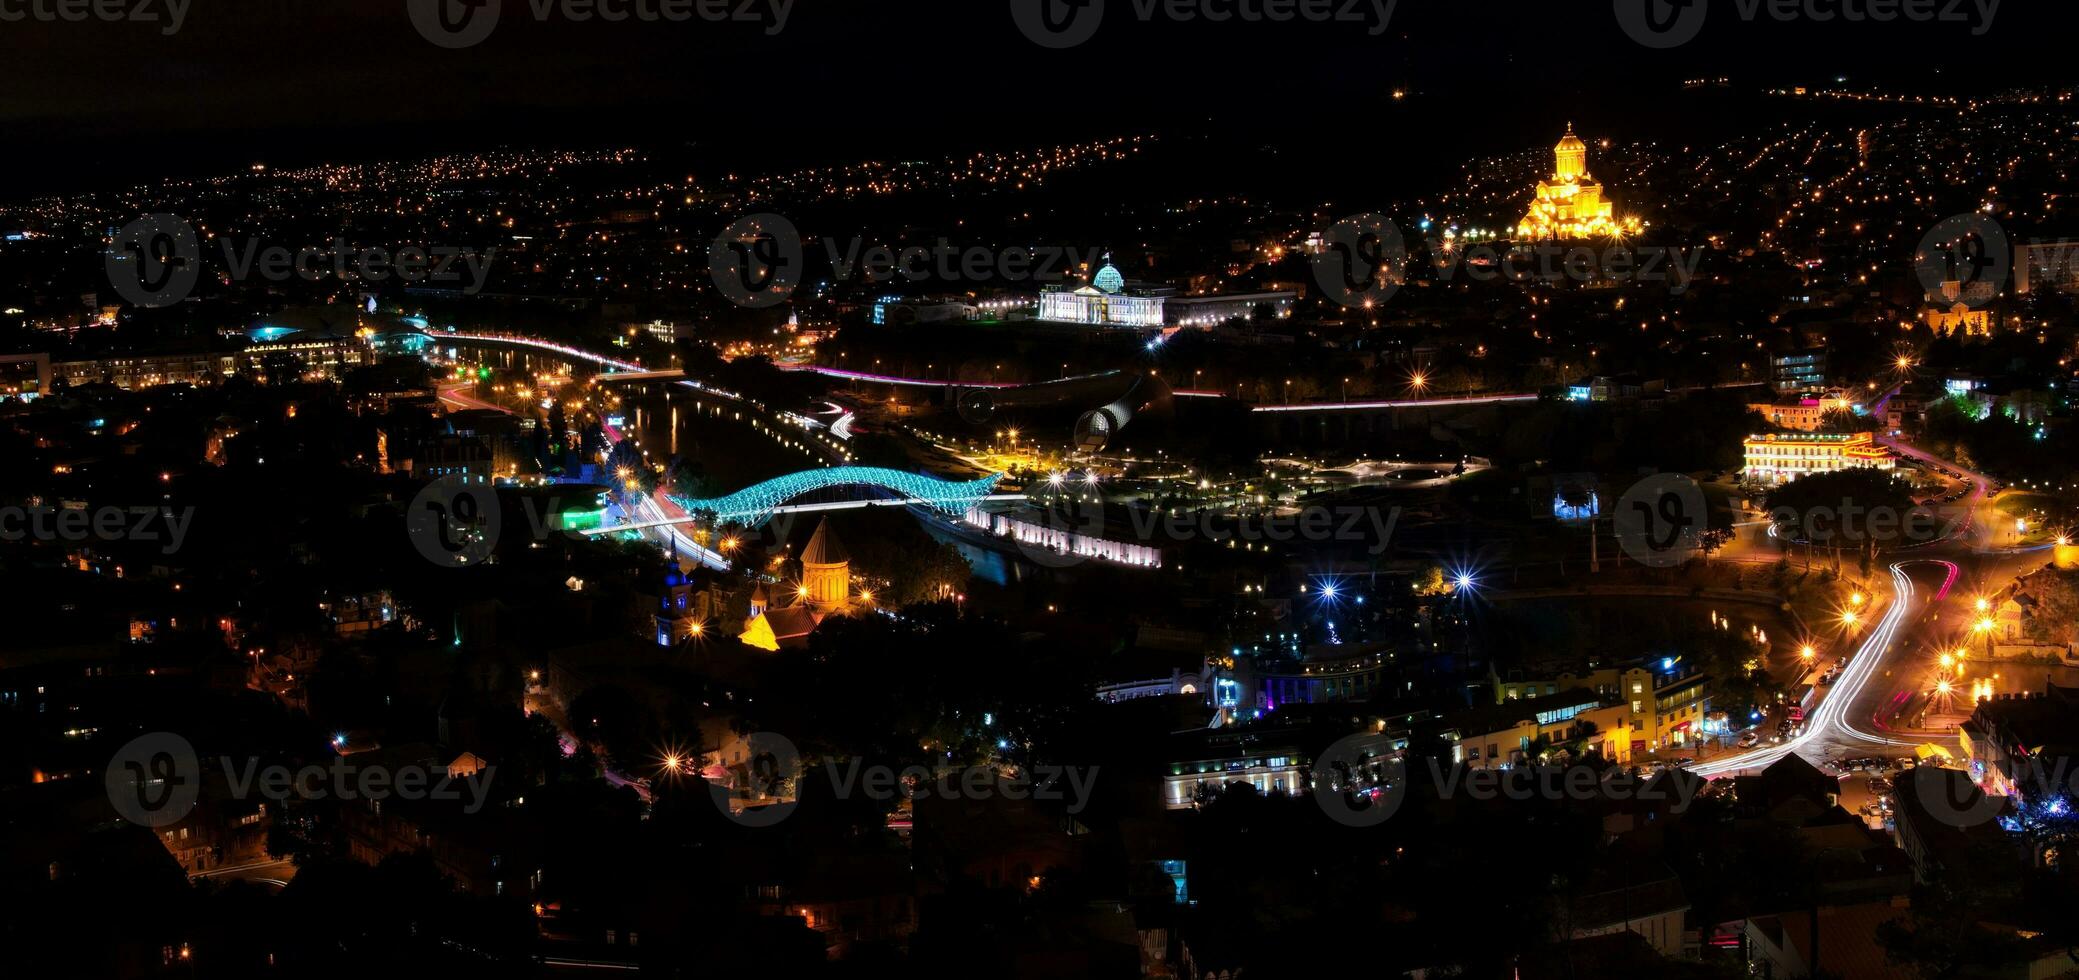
1161;722;1399;810
1741;431;1897;483
870;298;975;326
2015;240;2079;294
1922;279;1995;336
54;351;237;388
0;353;49;399
1246;644;1392;708
1891;767;2015;889
1444;688;1636;767
1516;125;1641;240
1036;256;1293;329
1163;291;1295;327
1038;258;1167;328
1771;349;1829;394
1564;374;1664;404
797;518;850;609
1748;389;1853;431
1490;660;1715;754
1958;685;2079;807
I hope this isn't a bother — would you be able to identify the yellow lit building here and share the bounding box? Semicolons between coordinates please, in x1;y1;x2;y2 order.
797;519;850;610
1922;279;1994;336
1481;662;1714;763
1742;431;1897;484
1517;124;1642;240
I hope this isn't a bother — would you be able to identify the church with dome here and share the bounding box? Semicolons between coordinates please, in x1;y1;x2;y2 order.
1516;125;1642;241
736;518;852;652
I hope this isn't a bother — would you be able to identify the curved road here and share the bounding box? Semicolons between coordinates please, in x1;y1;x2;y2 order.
1691;560;1943;777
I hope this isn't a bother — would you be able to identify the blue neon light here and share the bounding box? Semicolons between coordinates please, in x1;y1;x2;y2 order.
667;466;1002;526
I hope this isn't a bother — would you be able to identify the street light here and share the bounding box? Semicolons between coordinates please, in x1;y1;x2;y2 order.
1800;644;1816;660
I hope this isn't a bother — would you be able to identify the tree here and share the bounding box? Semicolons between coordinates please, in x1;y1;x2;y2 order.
1818;407;1880;433
1764;468;1920;555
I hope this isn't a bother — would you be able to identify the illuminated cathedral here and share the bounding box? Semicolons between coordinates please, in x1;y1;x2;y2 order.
1516;124;1641;240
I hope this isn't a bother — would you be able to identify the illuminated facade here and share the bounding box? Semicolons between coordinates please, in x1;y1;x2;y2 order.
1747;389;1853;432
1516;124;1640;240
1742;431;1897;483
1038;257;1166;328
1483;661;1714;759
798;519;850;609
1922;279;1994;336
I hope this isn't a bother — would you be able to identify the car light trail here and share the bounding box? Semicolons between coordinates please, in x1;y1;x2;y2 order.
1690;562;1920;777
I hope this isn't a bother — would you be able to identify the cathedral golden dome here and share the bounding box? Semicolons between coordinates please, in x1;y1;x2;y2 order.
1553;123;1589;182
1515;124;1640;241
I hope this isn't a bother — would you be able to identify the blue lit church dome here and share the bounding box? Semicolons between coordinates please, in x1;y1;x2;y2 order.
1092;259;1125;294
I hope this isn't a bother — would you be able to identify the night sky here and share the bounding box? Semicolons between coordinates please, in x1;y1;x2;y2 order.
0;0;2068;194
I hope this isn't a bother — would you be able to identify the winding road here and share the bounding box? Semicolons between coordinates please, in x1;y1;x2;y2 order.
1691;560;1946;778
